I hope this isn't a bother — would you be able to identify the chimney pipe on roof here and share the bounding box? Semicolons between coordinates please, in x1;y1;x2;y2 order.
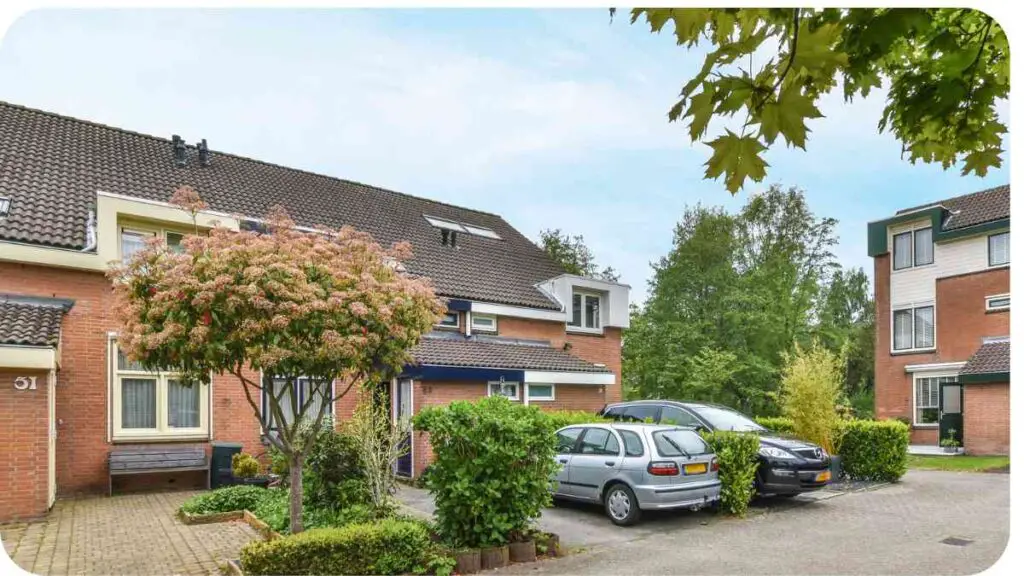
197;139;211;167
172;135;187;167
441;229;450;246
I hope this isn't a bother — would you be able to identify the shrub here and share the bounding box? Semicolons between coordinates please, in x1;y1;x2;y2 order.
240;519;431;575
345;396;411;514
779;343;843;453
753;416;795;434
304;421;366;511
700;431;760;516
232;452;261;478
543;410;612;429
413;396;558;547
836;419;909;482
252;488;291;533
179;485;270;515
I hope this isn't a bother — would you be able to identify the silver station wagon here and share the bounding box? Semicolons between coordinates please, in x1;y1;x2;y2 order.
550;423;722;526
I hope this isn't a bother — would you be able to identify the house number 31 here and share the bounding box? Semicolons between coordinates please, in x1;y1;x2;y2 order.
13;376;38;391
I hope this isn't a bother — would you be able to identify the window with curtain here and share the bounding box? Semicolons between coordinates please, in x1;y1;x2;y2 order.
113;345;207;439
913;227;933;265
120;229;154;263
892;232;913;270
568;291;602;330
989;232;1009;266
893;305;934;351
262;376;334;430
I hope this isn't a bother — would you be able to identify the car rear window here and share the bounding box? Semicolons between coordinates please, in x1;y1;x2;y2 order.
652;430;710;457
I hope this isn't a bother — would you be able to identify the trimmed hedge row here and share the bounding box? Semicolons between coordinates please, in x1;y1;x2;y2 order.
752;416;910;482
700;431;761;516
543;410;612;429
240;519;431;575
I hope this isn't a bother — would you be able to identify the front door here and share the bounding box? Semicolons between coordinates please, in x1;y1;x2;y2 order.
47;370;57;508
939;381;964;448
394;379;413;477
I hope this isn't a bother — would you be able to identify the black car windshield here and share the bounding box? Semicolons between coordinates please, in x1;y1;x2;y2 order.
690;405;765;432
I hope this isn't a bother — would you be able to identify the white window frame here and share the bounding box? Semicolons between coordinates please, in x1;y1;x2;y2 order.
471;313;497;333
892;304;935;353
487;381;520;400
119;224;189;262
988;231;1010;267
110;341;210;441
435;311;460;329
526;383;555;402
261;375;336;432
568;290;603;333
912;373;957;427
891;224;934;271
985;294;1010;312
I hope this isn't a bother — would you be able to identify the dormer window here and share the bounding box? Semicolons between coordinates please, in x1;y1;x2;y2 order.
436;312;459;329
424;215;502;240
892;226;933;270
0;196;11;218
569;290;602;331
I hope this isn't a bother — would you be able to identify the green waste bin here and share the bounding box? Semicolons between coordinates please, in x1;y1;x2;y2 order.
211;441;243;489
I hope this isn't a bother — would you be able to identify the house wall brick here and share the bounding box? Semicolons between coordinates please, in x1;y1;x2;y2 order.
0;368;50;522
963;383;1010;455
874;253;1010;446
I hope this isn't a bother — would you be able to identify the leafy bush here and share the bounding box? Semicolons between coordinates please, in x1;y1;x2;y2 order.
849;387;875;419
240;519;431;575
700;431;760;516
250;487;377;534
779;343;843;453
835;419;909;482
345;397;411;514
543;409;612;429
413;396;558;547
232;452;261;478
179;485;270;515
252;488;291;534
304;421;366;511
753;416;796;434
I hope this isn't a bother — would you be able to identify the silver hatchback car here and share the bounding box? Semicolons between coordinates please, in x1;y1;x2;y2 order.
550;423;721;526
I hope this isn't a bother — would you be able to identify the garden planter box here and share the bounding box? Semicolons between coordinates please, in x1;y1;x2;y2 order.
232;476;272;488
480;545;509;570
534;532;561;557
454;549;481;574
509;539;536;563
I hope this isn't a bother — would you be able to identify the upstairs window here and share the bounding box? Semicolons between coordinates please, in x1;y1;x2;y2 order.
436;312;459;329
569;291;602;331
892;226;932;270
893;305;934;351
423;215;502;240
120;226;190;263
989;232;1010;267
470;313;497;333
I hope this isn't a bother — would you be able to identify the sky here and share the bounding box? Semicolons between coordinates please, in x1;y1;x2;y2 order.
0;8;1009;303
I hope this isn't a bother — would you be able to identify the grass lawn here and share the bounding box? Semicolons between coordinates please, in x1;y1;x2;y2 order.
907;455;1009;472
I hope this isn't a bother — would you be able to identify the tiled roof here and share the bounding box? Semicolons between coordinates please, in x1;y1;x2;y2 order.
960;340;1010;376
411;333;611;373
0;101;566;310
0;296;72;347
897;185;1010;231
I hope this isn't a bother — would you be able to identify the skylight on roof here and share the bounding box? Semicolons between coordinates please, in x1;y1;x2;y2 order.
461;223;501;240
424;215;466;233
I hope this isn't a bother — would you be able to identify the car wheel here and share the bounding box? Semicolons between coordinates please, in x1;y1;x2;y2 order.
604;483;640;526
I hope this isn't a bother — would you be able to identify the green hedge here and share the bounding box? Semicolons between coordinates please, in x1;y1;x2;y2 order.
543;410;612;429
413;397;558;547
700;431;760;516
753;416;796;434
179;485;270;515
835;419;909;482
240;519;431;575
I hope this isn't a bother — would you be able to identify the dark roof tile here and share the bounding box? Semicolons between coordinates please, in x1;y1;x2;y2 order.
0;101;566;309
896;185;1009;231
411;334;610;373
960;340;1010;376
0;298;69;347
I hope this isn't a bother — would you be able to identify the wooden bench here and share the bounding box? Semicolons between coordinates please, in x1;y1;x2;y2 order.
109;446;210;496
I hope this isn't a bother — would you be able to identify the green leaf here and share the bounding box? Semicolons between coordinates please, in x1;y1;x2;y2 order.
682;85;715;140
757;84;823;148
960;147;1002;177
703;130;770;193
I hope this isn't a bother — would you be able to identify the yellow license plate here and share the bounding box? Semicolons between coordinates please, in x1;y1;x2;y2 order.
815;470;832;482
684;463;707;475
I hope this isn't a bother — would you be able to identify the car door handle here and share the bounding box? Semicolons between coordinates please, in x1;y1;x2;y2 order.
604;461;616;467
558;459;569;464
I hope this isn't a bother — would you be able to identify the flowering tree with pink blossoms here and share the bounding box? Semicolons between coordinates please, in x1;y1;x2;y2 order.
110;187;444;532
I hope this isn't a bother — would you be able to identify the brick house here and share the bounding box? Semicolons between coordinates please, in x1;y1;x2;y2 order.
868;185;1009;455
0;101;629;523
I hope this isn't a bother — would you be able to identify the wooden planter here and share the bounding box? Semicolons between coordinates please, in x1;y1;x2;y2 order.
454;549;481;574
534;532;561;557
509;539;536;563
480;545;509;570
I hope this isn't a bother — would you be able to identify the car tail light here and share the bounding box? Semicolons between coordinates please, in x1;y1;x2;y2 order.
711;457;719;472
647;461;680;476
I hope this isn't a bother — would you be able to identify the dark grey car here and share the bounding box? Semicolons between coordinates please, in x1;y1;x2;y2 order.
550;423;721;526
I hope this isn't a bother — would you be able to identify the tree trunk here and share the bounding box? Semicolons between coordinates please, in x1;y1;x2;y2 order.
289;452;305;533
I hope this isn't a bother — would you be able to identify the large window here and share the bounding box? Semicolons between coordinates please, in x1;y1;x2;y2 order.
120;226;189;263
112;345;208;440
892;227;933;270
261;376;334;431
988;232;1010;267
569;291;602;331
893;305;934;351
914;376;955;426
487;381;520;400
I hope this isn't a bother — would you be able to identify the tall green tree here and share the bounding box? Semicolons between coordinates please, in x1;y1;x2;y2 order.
538;228;620;281
616;8;1008;192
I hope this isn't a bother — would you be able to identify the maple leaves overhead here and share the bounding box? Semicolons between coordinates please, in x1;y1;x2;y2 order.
625;8;1008;194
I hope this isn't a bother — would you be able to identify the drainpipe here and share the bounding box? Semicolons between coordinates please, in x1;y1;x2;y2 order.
81;209;97;252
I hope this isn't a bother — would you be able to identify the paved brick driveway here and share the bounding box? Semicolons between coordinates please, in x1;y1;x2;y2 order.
1;491;258;575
